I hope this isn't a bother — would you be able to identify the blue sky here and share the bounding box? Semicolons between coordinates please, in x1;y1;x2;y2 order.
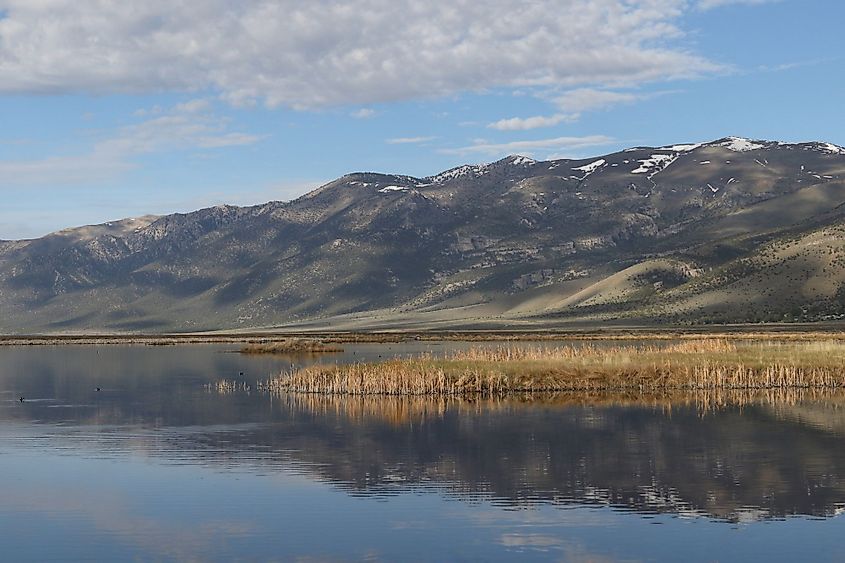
0;0;843;239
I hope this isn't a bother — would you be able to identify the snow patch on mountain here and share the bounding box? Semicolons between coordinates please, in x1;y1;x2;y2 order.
427;163;491;184
571;159;606;179
662;143;703;152
631;154;677;177
716;137;766;152
657;137;844;156
572;159;605;173
812;142;845;155
510;155;537;166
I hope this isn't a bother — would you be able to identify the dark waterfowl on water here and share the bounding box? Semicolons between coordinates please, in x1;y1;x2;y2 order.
19;397;24;403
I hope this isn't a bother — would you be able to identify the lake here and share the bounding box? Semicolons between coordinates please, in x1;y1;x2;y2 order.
2;344;845;561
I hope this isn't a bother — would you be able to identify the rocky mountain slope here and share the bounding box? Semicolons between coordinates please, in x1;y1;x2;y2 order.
2;137;845;333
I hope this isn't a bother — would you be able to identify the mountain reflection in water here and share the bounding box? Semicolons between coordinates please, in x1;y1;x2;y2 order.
2;344;845;529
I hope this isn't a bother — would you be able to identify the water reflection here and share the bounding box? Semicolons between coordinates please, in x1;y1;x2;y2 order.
2;344;845;529
221;391;845;522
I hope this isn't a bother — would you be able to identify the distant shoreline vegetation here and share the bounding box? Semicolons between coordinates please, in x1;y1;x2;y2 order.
262;340;845;396
239;339;343;355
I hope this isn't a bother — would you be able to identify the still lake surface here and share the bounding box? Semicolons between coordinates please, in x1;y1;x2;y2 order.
2;343;845;562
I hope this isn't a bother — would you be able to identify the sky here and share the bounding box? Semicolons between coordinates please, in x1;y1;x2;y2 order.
0;0;843;239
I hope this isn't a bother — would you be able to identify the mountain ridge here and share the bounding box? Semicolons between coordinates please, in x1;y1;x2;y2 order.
7;136;844;243
2;136;845;333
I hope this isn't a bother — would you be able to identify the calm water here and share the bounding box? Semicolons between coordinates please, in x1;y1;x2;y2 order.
2;344;845;562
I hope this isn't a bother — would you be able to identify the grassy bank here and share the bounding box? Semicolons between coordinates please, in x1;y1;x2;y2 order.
267;340;845;396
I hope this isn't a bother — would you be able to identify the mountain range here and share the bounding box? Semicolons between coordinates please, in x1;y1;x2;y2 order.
2;136;845;333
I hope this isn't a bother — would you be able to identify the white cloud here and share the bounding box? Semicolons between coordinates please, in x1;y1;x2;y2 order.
173;98;213;114
442;135;615;159
0;103;263;187
350;108;377;119
386;136;436;145
553;89;643;113
697;0;777;9
0;0;722;109
193;132;263;149
758;58;832;73
486;88;651;131
488;113;577;131
95;112;263;155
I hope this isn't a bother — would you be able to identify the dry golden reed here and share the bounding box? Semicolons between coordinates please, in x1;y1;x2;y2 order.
268;339;845;396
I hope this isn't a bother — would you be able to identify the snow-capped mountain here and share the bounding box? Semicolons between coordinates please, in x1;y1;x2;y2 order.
2;137;845;332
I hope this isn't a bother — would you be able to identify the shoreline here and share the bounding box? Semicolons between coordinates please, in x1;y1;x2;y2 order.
4;324;845;346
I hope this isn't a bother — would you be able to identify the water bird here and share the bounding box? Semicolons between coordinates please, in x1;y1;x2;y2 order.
95;387;101;392
19;397;24;403
239;372;244;376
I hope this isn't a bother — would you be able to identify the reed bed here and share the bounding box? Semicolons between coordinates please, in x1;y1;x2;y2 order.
239;338;343;355
268;339;845;396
